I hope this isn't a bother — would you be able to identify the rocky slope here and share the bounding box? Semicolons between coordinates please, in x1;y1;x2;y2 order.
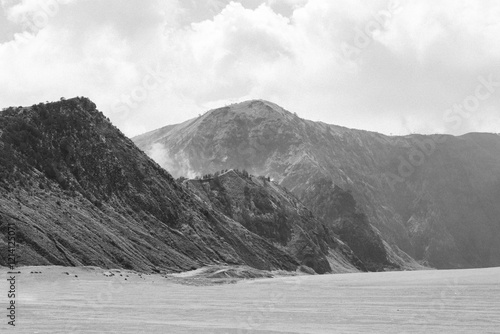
185;169;365;273
134;99;500;269
0;97;306;273
0;97;374;274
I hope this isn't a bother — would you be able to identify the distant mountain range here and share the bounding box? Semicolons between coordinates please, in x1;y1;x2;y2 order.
2;97;498;274
0;97;378;274
134;99;500;270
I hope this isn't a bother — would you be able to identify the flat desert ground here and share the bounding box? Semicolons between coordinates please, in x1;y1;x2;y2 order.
1;266;499;333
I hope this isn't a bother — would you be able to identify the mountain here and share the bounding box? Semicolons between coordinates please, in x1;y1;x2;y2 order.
0;97;373;274
184;169;365;273
0;97;305;273
133;99;500;269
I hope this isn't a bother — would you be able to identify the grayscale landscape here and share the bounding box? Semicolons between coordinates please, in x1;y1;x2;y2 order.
1;0;500;333
1;266;499;333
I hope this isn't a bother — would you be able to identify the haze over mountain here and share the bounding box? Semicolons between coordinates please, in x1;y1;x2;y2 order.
134;100;500;269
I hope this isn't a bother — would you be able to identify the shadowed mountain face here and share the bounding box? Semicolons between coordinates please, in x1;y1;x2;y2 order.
134;99;500;269
0;97;309;273
185;170;366;273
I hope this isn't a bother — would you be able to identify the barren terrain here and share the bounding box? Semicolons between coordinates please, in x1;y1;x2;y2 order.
1;266;499;333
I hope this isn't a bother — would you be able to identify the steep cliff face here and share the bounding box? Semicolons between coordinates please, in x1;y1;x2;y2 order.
134;99;500;269
299;179;394;271
0;97;305;273
185;170;365;273
382;133;500;268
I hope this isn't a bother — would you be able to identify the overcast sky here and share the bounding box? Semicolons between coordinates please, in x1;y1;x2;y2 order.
1;0;499;136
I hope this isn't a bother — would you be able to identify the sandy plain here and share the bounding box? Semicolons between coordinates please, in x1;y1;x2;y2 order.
1;266;499;333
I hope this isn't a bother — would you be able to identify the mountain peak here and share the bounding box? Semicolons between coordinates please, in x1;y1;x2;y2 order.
132;99;300;147
1;97;101;124
205;99;294;120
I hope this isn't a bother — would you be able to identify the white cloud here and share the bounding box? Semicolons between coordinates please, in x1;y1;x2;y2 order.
377;0;500;69
0;0;499;137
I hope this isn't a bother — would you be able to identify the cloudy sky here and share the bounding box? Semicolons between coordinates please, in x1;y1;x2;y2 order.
1;0;499;136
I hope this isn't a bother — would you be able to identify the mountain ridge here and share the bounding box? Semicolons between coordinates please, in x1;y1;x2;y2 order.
133;99;500;269
183;168;368;273
0;98;298;272
0;97;376;274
